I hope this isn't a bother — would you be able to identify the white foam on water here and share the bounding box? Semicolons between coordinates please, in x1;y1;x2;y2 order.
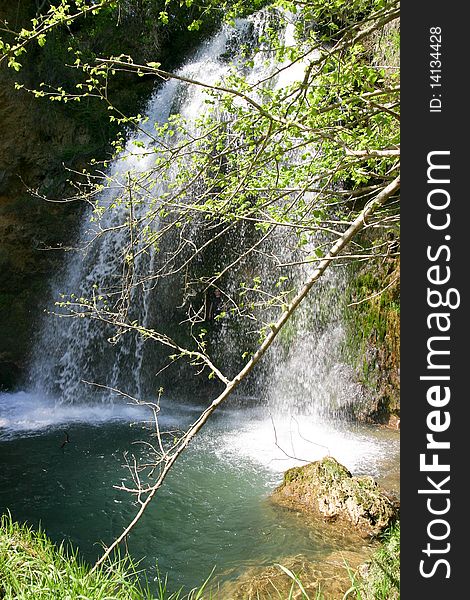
200;406;398;478
0;392;398;494
0;393;209;439
0;392;152;438
1;9;398;491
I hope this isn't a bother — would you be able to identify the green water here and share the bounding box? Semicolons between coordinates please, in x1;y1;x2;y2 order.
0;396;399;594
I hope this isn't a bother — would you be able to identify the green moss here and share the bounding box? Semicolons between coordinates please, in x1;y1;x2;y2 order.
275;458;398;536
283;465;304;484
340;249;400;422
317;456;352;484
276;314;300;349
284;458;351;488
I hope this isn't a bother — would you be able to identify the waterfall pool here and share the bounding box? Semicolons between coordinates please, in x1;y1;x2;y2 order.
0;391;399;593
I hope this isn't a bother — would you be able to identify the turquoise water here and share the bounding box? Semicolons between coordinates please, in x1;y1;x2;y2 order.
0;393;399;593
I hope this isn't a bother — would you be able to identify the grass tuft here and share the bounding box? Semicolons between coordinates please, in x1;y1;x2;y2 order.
344;521;400;600
0;512;217;600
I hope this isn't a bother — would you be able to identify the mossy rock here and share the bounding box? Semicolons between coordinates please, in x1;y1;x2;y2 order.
342;251;400;425
272;457;398;537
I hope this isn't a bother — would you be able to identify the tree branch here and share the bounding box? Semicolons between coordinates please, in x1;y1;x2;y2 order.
91;174;400;571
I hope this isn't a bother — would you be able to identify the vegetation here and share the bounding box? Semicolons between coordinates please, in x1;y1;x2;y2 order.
0;0;400;589
0;512;151;599
1;512;399;599
342;250;400;423
0;1;228;179
0;513;218;599
345;521;400;599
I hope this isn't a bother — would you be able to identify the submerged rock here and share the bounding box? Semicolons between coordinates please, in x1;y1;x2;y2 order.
218;550;369;600
272;457;399;537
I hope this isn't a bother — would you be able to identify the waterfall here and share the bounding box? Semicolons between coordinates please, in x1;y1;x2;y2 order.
24;9;362;427
265;268;363;417
28;20;254;404
0;14;399;589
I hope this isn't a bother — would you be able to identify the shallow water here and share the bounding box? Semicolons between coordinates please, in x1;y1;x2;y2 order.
0;392;399;593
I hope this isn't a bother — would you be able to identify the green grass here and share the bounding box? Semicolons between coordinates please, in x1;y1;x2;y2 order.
0;513;214;600
344;521;400;600
0;513;334;599
0;513;325;599
275;564;323;600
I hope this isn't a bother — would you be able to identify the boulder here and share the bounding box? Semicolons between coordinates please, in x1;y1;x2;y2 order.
272;457;399;537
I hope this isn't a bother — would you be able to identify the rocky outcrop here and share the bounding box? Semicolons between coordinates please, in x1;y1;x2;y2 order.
272;457;399;537
343;253;400;426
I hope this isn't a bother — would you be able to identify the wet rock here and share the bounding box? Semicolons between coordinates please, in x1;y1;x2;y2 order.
271;457;399;537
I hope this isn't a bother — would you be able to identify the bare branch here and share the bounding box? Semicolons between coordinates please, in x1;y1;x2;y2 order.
91;175;400;571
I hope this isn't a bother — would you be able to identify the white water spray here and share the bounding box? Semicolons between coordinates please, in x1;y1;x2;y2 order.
1;12;398;483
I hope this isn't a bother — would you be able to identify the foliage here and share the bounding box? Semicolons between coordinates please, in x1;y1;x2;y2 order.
344;521;400;599
0;513;330;599
0;1;227;185
38;0;399;344
365;521;400;599
0;0;400;571
0;512;221;599
342;244;400;421
0;512;150;599
274;563;322;599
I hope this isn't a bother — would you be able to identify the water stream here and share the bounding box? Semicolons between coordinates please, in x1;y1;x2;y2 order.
0;9;399;596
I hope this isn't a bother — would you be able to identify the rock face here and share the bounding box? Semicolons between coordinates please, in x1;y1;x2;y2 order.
0;81;85;388
0;2;149;389
344;254;400;426
272;457;399;537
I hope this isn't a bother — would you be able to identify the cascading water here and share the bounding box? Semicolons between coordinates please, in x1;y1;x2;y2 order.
27;24;245;404
2;2;398;476
26;12;303;405
0;9;399;594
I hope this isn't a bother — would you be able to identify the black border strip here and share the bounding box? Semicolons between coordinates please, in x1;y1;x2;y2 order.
401;2;467;596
